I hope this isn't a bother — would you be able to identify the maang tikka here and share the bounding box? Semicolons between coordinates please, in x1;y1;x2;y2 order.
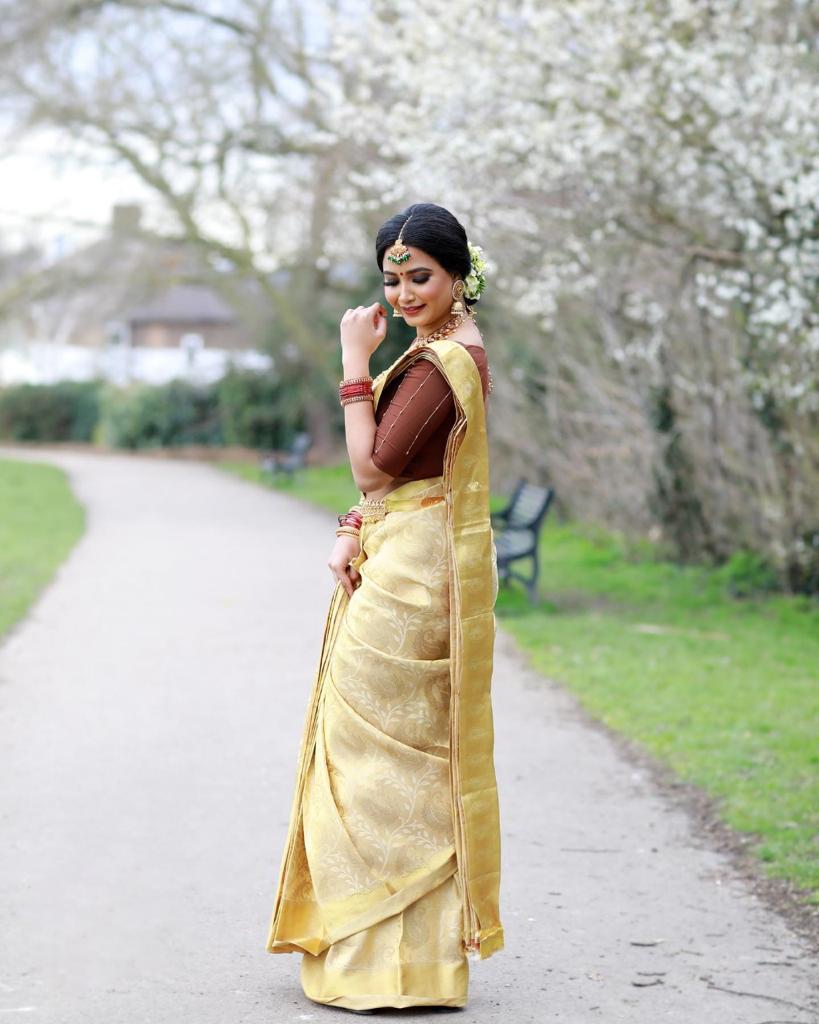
385;212;414;265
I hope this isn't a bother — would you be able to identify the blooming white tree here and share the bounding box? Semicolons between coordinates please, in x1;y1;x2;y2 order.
333;0;818;400
327;0;819;585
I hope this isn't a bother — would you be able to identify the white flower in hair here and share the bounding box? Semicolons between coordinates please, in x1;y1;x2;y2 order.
464;242;489;301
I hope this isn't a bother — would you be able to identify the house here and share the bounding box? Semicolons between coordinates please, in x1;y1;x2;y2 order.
0;204;273;386
104;282;272;386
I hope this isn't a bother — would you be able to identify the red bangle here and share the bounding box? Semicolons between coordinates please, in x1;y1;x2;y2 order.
337;509;363;526
339;382;373;397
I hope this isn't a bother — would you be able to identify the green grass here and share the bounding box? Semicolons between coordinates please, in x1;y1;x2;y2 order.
215;458;819;904
500;522;819;899
221;458;359;511
0;459;86;640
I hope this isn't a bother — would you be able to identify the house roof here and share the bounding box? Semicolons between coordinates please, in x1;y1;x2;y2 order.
123;285;236;325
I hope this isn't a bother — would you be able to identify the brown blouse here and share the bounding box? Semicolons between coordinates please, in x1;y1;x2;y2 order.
371;344;490;480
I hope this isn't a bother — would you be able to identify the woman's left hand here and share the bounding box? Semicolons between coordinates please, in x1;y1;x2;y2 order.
328;533;363;598
340;302;388;362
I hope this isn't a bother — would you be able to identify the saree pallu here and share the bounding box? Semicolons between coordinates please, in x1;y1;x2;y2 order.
266;339;504;1011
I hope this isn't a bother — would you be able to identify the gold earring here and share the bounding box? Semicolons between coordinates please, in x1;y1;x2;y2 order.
392;304;402;318
450;279;466;316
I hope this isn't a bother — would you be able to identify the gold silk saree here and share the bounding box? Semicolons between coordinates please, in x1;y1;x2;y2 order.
265;338;504;1010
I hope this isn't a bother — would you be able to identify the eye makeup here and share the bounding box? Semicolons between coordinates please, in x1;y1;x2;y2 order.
384;276;430;286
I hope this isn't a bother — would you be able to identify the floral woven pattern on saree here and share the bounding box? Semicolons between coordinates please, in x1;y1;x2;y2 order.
266;339;503;1009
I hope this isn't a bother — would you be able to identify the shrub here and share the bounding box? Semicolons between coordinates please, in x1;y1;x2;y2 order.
0;380;104;442
98;379;222;449
715;549;782;598
218;368;306;449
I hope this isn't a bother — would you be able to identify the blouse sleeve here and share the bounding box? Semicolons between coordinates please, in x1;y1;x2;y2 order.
371;357;455;477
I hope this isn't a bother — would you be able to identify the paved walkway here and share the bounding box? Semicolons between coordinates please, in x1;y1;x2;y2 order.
0;446;816;1024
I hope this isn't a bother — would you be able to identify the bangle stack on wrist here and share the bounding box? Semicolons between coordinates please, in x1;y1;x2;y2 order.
339;374;373;407
336;504;363;540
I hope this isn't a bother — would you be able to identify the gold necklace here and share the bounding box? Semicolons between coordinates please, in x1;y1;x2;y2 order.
408;312;468;352
406;312;493;392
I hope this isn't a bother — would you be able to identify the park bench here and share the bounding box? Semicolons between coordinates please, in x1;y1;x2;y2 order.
490;479;555;604
259;431;312;479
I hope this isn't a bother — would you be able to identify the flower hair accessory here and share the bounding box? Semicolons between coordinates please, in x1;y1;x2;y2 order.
464;242;488;301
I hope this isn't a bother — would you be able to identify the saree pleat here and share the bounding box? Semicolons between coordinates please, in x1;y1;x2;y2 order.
266;340;503;1010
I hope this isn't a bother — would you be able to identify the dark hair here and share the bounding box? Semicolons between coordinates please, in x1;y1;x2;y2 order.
375;202;476;306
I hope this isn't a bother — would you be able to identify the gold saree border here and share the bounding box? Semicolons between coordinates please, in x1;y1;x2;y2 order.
301;956;468;1010
405;340;504;960
270;845;457;956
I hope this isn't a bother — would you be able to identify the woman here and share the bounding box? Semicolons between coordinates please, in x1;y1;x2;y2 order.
265;203;504;1013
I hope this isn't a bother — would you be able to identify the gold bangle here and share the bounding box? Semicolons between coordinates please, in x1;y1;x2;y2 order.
336;526;361;539
340;393;374;407
339;374;373;386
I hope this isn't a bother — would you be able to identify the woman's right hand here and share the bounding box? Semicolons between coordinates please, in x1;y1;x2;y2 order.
340;302;388;363
328;533;362;598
